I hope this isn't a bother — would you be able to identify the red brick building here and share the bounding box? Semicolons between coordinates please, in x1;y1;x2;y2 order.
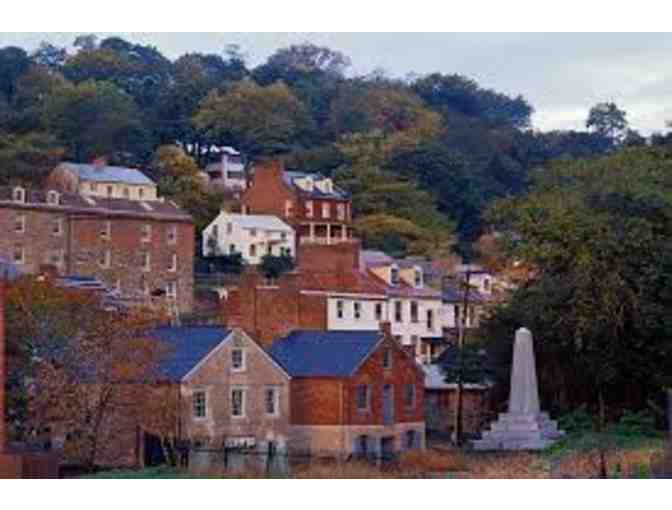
0;186;194;313
269;327;425;458
240;160;355;247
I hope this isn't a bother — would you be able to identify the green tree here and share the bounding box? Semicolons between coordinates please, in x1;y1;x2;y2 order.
586;102;628;143
0;46;31;102
193;80;310;160
0;131;64;186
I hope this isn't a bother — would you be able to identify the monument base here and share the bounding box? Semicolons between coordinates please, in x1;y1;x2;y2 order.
472;412;565;451
0;447;60;478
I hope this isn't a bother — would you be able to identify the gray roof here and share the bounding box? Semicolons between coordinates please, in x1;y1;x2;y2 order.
148;326;231;381
442;285;486;303
282;171;350;200
60;162;155;186
269;330;382;377
218;213;293;232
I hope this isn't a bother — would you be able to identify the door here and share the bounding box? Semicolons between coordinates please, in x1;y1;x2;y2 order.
383;384;394;425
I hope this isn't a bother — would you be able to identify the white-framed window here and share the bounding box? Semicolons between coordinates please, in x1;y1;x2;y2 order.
48;249;63;267
354;301;362;320
383;348;393;369
356;384;370;411
250;228;257;237
46;190;60;205
336;300;344;319
89;182;97;192
410;301;419;323
106;185;113;197
212;224;219;240
123;187;130;199
52;218;63;236
226;222;233;234
305;200;314;218
166;281;177;299
12;187;25;203
426;309;434;330
390;266;399;285
337;203;345;221
375;303;383;321
249;244;257;257
99;249;111;268
141;251;151;272
404;384;416;409
14;214;25;233
168;253;177;272
141;224;152;242
229;244;236;254
414;269;423;287
405;430;417;450
264;387;280;416
231;348;246;372
100;220;111;240
322;202;330;219
280;232;287;242
167;225;177;244
284;200;293;218
394;301;402;322
193;390;207;419
138;188;144;200
13;245;24;264
230;387;246;418
484;278;491;292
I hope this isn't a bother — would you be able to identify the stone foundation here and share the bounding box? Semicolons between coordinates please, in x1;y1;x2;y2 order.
472;412;564;450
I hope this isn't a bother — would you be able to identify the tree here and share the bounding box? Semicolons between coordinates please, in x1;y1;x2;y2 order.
586;102;628;143
259;253;295;281
0;46;31;101
484;147;672;427
43;79;144;162
0;131;65;186
31;42;68;72
193;80;310;160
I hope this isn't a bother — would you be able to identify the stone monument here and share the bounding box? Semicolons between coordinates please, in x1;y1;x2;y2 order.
0;276;59;478
472;327;564;450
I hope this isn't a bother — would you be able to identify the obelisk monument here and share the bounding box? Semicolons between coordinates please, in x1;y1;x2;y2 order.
472;327;564;450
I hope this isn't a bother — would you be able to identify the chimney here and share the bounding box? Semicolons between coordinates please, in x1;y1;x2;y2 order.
380;321;392;339
92;156;108;169
0;279;6;451
254;159;284;180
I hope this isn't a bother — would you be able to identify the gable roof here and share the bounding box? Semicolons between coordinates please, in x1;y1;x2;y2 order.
59;162;155;186
282;171;350;200
148;326;231;381
269;330;382;377
217;213;293;232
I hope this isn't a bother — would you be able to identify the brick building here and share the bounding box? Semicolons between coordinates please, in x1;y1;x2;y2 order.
269;328;425;458
0;186;194;313
240;160;355;247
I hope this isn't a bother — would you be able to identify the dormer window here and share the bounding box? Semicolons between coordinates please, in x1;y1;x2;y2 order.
12;187;26;203
46;190;60;205
304;177;314;192
414;269;423;288
390;266;399;286
483;278;491;292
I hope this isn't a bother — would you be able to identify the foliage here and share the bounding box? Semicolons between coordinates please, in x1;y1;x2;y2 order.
586;101;628;142
0;131;65;186
259;254;295;280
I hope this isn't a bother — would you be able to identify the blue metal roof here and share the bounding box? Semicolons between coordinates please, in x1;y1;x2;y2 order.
148;326;231;381
269;330;382;377
62;162;155;186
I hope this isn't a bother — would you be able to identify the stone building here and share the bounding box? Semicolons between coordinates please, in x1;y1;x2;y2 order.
0;185;194;313
240;160;355;247
269;327;426;458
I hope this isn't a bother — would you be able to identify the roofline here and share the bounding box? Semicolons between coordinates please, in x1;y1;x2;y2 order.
299;290;387;299
180;330;233;382
348;333;385;377
239;329;292;380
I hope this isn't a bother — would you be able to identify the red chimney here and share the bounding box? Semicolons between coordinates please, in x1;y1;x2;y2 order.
91;156;108;169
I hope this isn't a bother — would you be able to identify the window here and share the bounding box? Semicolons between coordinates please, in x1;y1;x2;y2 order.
226;222;233;235
231;348;245;372
280;232;287;241
265;387;279;416
14;214;25;233
267;244;272;255
100;220;111;240
212;224;219;240
336;300;344;319
231;388;246;418
356;385;370;411
414;269;422;287
13;245;24;264
141;252;151;272
141;224;152;242
229;244;236;254
138;188;144;199
410;301;419;323
284;200;293;217
390;266;399;285
99;249;111;268
52;218;63;236
405;430;417;450
356;435;369;457
12;187;25;203
383;348;392;369
337;203;345;221
168;253;177;272
404;384;416;409
89;183;97;192
193;391;206;419
123;187;130;199
354;301;362;320
426;309;434;330
166;281;177;299
394;301;402;322
48;250;63;267
250;228;257;237
106;185;113;197
375;303;383;321
167;225;177;244
249;244;256;257
322;202;330;218
305;200;314;218
483;278;491;292
46;190;60;205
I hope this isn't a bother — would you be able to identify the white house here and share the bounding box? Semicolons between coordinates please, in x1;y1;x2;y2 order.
202;212;295;265
204;147;247;190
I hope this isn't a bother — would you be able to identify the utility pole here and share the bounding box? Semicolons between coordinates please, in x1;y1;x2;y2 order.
453;268;472;447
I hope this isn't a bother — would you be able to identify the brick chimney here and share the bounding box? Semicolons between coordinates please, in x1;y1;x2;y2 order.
380;320;392;339
254;159;284;180
0;279;6;452
91;156;108;169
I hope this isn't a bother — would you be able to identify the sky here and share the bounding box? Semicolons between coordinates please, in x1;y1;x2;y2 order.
2;32;672;135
